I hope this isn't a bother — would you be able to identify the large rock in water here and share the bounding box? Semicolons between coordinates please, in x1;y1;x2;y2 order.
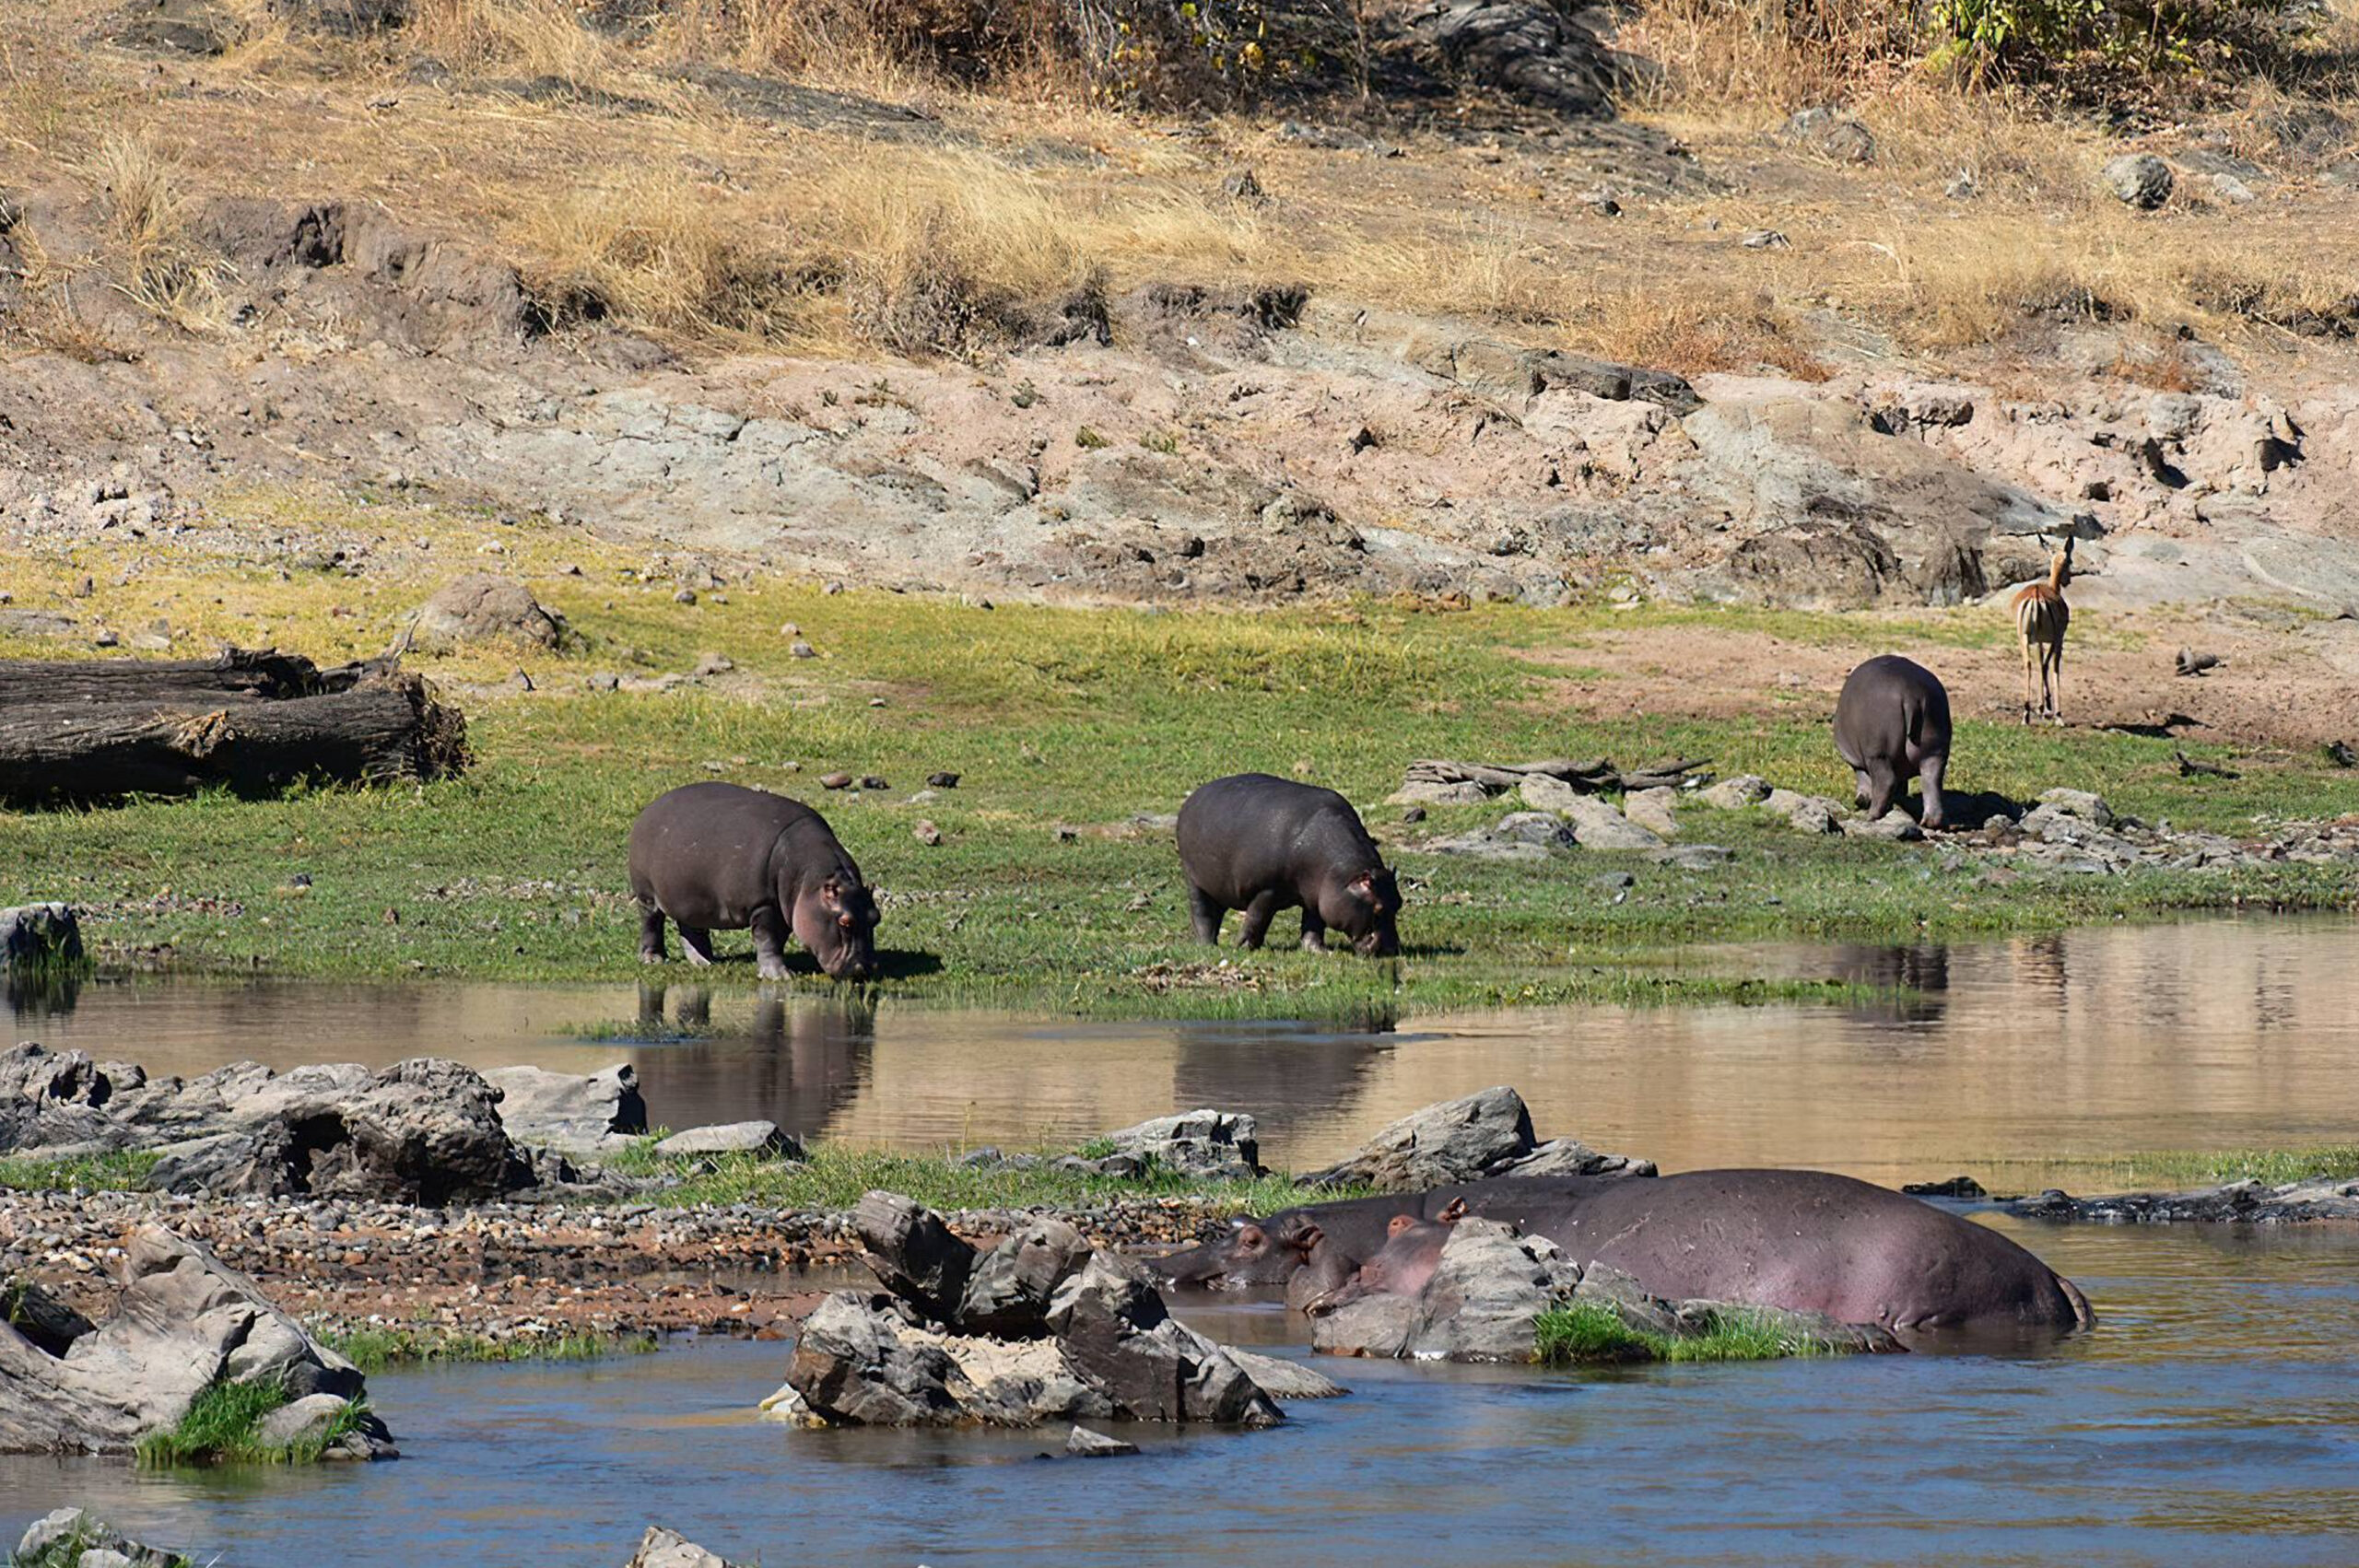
625;1527;741;1568
14;1508;190;1568
0;904;84;971
0;1225;394;1457
0;1044;538;1203
773;1191;1285;1430
1306;1086;1653;1189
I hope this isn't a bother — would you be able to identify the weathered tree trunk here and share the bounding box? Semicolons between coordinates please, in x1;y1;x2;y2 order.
0;651;467;804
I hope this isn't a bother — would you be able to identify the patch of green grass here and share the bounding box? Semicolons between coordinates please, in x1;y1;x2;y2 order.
133;1376;368;1467
1533;1302;1841;1365
0;1150;160;1193
3;502;2353;1016
614;1140;1353;1214
1984;1144;2359;1191
320;1324;654;1373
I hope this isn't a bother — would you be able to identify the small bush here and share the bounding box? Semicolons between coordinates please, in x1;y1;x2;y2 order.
135;1375;372;1467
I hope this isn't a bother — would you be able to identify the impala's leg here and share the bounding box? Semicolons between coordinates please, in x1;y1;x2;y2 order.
2020;640;2036;726
2049;642;2065;726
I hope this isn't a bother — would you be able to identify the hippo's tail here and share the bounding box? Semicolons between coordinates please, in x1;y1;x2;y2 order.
2058;1274;2095;1330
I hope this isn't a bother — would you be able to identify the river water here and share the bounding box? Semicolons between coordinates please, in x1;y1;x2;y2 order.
4;1219;2357;1566
8;916;2359;1564
12;915;2359;1187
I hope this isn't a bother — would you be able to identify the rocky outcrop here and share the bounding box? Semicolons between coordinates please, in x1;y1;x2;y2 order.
1069;1109;1263;1181
652;1121;797;1160
1304;1086;1653;1189
13;1508;189;1568
0;1045;540;1203
2010;1176;2359;1223
0;1224;394;1458
1311;1218;1899;1363
414;575;565;649
484;1063;647;1153
769;1191;1284;1429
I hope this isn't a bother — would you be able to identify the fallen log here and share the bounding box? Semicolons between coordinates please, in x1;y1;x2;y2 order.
0;654;467;804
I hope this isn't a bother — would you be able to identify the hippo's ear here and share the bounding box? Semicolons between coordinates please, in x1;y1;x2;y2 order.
1234;1223;1265;1250
1293;1223;1324;1255
1348;871;1379;901
1385;1213;1417;1237
1438;1197;1468;1224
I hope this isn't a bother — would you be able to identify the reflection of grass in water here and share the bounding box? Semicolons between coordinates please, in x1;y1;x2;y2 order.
558;1017;722;1043
609;1139;1354;1216
1533;1303;1838;1365
321;1324;655;1372
1982;1144;2359;1191
0;1150;160;1193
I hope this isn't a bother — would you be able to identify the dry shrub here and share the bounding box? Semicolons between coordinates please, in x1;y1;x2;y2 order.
1618;0;1923;118
522;175;827;340
88;134;229;330
1579;291;1830;379
1354;219;1557;322
406;0;620;78
654;0;1081;90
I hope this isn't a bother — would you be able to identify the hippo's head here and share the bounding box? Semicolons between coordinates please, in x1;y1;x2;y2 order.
1320;866;1402;957
792;872;880;980
1303;1199;1464;1316
1158;1210;1325;1291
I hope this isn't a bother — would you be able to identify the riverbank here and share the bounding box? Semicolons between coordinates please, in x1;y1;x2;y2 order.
5;545;2356;1017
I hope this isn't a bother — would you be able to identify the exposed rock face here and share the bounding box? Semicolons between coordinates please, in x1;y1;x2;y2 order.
1082;1109;1262;1181
2011;1176;2359;1223
778;1191;1284;1429
1427;812;1578;860
652;1121;797;1160
0;1045;539;1203
1305;1086;1653;1189
0;1225;393;1458
14;1508;189;1568
1401;0;1626;117
0;904;83;970
1312;1218;1900;1362
484;1064;647;1152
415;574;563;649
2104;153;2175;209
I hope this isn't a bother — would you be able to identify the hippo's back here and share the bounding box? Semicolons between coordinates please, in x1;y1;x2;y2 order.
1180;774;1363;878
628;783;816;926
1835;655;1951;766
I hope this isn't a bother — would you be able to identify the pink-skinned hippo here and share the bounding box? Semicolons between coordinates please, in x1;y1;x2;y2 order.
627;782;879;981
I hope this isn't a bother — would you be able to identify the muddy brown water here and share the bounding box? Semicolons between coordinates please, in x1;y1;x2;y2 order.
10;916;2359;1188
8;918;2359;1562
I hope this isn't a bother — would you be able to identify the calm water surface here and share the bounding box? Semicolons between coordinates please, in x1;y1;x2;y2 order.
12;916;2359;1185
3;1221;2355;1567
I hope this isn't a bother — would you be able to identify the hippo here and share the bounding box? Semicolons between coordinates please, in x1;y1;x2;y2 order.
1303;1201;1467;1316
1164;1170;2092;1337
1176;774;1402;954
1834;654;1952;829
627;782;879;980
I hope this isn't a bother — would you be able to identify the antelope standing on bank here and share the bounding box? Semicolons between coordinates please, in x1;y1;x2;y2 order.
2013;537;2073;725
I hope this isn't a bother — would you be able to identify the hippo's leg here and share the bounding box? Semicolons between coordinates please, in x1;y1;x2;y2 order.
1862;761;1899;822
1237;890;1282;950
1850;767;1873;811
638;904;667;965
750;906;792;981
1300;907;1329;954
1917;751;1948;830
1186;883;1224;945
678;926;717;967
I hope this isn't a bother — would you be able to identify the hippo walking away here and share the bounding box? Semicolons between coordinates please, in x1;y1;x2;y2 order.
1165;1170;2091;1337
627;782;879;980
1834;655;1952;829
1176;774;1401;955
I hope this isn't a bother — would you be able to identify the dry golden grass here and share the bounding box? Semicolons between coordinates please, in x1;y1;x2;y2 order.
87;133;231;331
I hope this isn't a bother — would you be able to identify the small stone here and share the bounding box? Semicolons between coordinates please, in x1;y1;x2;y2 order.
820;772;854;790
93;628;120;648
694;652;734;676
2103;153;2173;210
674;587;698;604
858;775;888;790
1590;871;1635;893
789;641;817;660
1054;825;1078;842
72;575;95;597
913;821;942;847
1065;1425;1140;1457
926;771;960;789
1401;805;1426;824
654;1121;798;1160
588;673;620;693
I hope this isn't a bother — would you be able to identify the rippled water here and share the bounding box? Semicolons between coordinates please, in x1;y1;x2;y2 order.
5;1221;2357;1567
12;916;2359;1185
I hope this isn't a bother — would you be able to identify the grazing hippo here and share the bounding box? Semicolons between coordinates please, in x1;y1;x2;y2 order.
1303;1201;1466;1316
1176;774;1402;955
1165;1170;2091;1336
1834;655;1952;829
627;782;880;981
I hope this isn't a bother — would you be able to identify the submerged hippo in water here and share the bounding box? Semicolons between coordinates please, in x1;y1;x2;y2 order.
1176;774;1402;955
1834;655;1953;829
1301;1203;1467;1316
1165;1170;2091;1337
627;782;880;980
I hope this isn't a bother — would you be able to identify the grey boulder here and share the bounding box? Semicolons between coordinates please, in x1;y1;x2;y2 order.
484;1063;647;1152
1306;1085;1653;1189
0;904;84;971
625;1527;742;1568
1088;1108;1262;1181
415;574;563;648
653;1121;798;1160
2103;153;2174;209
13;1510;188;1568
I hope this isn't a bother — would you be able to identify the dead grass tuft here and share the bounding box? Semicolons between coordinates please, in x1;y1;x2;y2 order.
88;134;229;331
1580;290;1831;379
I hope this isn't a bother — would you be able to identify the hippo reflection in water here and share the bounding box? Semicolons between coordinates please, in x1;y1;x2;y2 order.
1162;1169;2093;1338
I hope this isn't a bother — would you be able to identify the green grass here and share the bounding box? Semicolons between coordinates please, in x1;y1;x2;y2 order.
0;1150;160;1193
10;1515;190;1568
613;1140;1353;1214
320;1324;655;1372
1985;1143;2359;1191
1532;1302;1842;1365
3;497;2354;1016
133;1376;368;1467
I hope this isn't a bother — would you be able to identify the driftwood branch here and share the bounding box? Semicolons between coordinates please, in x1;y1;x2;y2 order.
0;649;467;804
